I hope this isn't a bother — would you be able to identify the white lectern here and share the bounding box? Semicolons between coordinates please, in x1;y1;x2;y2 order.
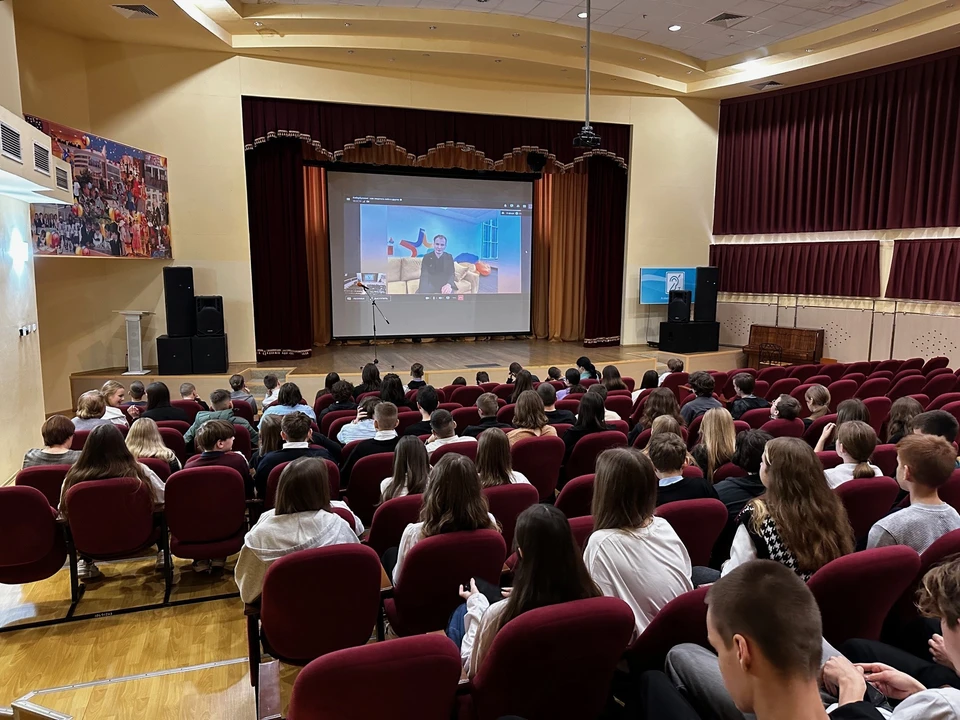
115;311;154;375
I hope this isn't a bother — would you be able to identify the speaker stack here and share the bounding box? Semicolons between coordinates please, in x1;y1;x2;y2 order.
157;267;228;375
658;266;721;354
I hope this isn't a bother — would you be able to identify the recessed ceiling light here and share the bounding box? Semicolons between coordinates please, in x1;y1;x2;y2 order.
668;24;681;31
512;32;520;37
805;48;812;52
871;27;879;31
494;59;502;62
344;22;351;26
254;21;263;27
347;50;354;54
639;56;646;61
578;11;588;18
581;44;586;48
429;25;437;29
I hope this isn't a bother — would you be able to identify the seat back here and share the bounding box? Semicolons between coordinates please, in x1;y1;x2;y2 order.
470;597;634;720
437;403;462;413
870;444;898;478
320;409;357;437
764;377;800;401
887;375;927;401
892;367;923;385
346;452;396;527
686;415;705;449
230;400;255;424
511;435;565;501
760;418;804;438
430;441;478;465
803;413;838;446
228;423;251;459
733;420;750;435
826;379;858;411
892;529;960;624
0;486;66;585
873;359;903;374
171;400;203;423
939;471;960;513
921;356;950;374
712;462;748;482
357;391;381;402
817;451;844;469
862;397;892;436
15;464;71;508
65;478;157;558
806;374;834;387
654;499;727;566
625;587;711;673
834;476;900;539
787;364;820;383
391;530;506;635
139;457;173;482
854;378;891;401
266;459;340;510
328;417;354;442
261;544;383;664
288;635;462;720
483;483;539;550
925;367;954;380
807;546;920;645
452;407;481;435
661;372;689;403
313;394;335;417
820;364;848;382
555;474;595;519
555;398;581;414
569;515;595;550
158;427;187;463
450;386;484;407
605;395;633;421
739;407;773;430
495;403;516;426
156;420;190;435
867;370;894;381
365;493;423;557
491;384;515;402
552;423;573;439
756;366;787;384
71;429;90;451
922;373;958;398
165;467;246;545
927;393;960;412
844;361;872;377
567;431;627;479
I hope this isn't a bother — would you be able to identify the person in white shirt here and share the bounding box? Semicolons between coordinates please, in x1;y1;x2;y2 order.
261;374;280;409
456;504;602;678
99;380;130;427
380;435;431;501
424;409;477;454
824;420;883;489
235;457;361;603
583;446;692;641
388;453;497;584
867;433;960;553
337;397;381;445
476;428;531;488
658;358;684;386
585;384;622;422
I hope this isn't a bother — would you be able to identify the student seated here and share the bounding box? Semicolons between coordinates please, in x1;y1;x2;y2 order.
341;401;400;487
723;437;853;581
867;433;960;553
452;376;467;386
630;387;686;447
691;408;736;483
886;396;925;445
184;389;259;447
576;356;600;381
23;415;81;468
255;412;332;498
388;454;497;583
557;367;587;401
100;381;131;427
680;371;722;425
180;382;210;411
455;504;599;678
586;384;622;422
547;366;562;381
407;362;426;392
185;419;255;495
259;382;317;428
72;391;116;431
509;370;536;403
403;385;439;437
538;383;576;425
235;457;361;603
562;393;616;464
912;411;960;466
815;399;871;453
770;393;803;423
640;415;697;467
425;409;476;453
261;374;280;409
506;391;558;447
315;372;340;400
475;371;490;385
138;382;189;423
728;373;771;420
601;365;628;392
824;420;882;489
462;393;512;438
506;362;540;384
632;370;661;402
476;429;530;487
126;417;182;475
353;363;382;399
803;384;831;429
712;429;774;565
229;374;258;415
250;414;282;471
317;380;357;423
336;397;382;444
659;357;684;386
60;424;165;579
127;380;147;408
380;435;431;501
584;447;693;640
380;374;416;412
648;433;719;506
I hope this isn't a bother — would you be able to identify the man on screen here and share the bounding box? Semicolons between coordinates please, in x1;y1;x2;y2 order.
418;234;457;295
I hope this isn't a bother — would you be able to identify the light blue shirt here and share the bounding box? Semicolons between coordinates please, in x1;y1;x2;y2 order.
337;419;377;444
259;403;317;430
658;475;684;487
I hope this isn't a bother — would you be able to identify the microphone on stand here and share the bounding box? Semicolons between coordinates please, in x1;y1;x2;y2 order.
356;281;369;289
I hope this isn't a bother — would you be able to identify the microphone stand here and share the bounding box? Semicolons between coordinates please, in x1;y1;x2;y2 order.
359;285;390;366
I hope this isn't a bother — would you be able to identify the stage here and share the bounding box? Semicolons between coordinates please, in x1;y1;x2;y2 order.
69;339;744;412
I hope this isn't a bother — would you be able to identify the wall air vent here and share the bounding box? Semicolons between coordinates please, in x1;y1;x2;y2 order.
705;12;749;28
34;143;50;175
56;167;70;191
111;4;159;19
0;121;22;163
749;80;785;91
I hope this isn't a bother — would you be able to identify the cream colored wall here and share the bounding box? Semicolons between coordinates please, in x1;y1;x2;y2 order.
0;0;22;115
16;23;721;412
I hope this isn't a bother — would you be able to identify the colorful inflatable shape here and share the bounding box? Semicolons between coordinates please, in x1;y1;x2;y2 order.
399;228;433;257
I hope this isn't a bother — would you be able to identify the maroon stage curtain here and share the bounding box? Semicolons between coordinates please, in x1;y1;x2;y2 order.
583;156;628;346
886;239;960;302
714;48;960;235
245;138;314;359
708;241;880;297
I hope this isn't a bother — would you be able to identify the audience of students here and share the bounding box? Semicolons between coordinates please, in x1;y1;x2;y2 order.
648;434;719;506
824;420;883;489
353;363;382;399
184;419;254;495
538;383;576;425
727;373;771;420
576;356;600;381
229;374;258;415
315;372;340;400
475;371;490;385
407;363;426;391
380;435;431;501
563;393;616;464
126;417;182;475
23;414;81;468
509;370;535;403
139;382;189;423
691;407;736;483
506;391;558;447
476;429;530;487
425;409;476;453
255;412;332;498
867;433;960;552
816;398;871;453
259;382;316;428
180;383;210;411
235;457;361;603
803;384;831;429
461;393;511;438
547;366;562;381
261;374;280;409
336;397;381;445
659;358;684;386
680;371;722;425
183;389;259;447
72;391;116;431
127;380;147;408
722;437;853;581
601;365;628;392
100;381;131;427
584;447;693;640
340;402;401;487
557;367;588;401
403;385;439;437
886;396;925;445
318;380;357;423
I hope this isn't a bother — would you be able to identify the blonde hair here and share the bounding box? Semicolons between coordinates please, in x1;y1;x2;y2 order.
805;384;830;420
77;391;106;419
125;418;177;463
100;380;125;406
699;408;737;482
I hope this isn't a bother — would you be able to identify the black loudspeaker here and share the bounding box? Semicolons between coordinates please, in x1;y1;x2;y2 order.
668;290;692;323
694;266;719;322
196;295;224;336
157;335;193;375
163;266;195;337
192;334;228;374
659;321;720;354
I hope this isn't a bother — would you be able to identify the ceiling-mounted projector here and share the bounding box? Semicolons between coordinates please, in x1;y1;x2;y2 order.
573;126;602;148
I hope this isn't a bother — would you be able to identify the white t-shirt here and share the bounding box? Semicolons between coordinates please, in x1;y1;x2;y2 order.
824;462;883;489
425;435;477;454
583;518;693;641
393;512;498;585
890;688;960;719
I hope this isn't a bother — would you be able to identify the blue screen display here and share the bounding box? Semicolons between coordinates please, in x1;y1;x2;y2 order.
640;267;699;304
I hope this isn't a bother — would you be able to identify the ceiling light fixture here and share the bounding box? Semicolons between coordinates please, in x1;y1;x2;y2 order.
668;24;681;31
495;59;502;62
254;21;263;27
639;56;646;60
344;22;351;26
512;32;520;36
805;48;812;52
578;11;588;18
347;50;354;54
573;0;600;149
429;25;437;29
871;27;879;31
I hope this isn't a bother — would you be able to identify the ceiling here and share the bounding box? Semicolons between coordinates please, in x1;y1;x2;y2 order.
11;0;960;97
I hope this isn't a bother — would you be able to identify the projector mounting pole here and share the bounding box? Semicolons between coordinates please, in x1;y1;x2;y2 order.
360;285;390;366
584;0;592;132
